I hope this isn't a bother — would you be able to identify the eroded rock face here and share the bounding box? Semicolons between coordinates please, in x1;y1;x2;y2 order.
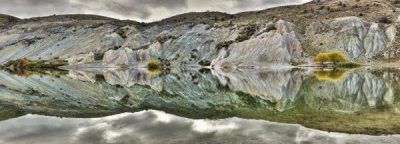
0;23;123;63
212;20;303;68
100;20;304;69
81;16;398;68
306;17;391;60
0;15;398;67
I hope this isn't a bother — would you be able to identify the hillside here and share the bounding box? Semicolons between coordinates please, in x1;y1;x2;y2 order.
0;14;19;28
1;0;400;68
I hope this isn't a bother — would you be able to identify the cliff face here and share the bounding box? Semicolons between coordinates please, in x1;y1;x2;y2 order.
0;0;399;68
305;16;397;60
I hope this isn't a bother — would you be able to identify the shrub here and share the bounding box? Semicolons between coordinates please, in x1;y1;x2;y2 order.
313;53;329;65
147;60;161;74
327;51;347;64
338;62;361;68
215;40;235;50
155;35;178;44
198;60;211;66
266;25;277;32
314;51;347;65
235;23;257;42
116;28;127;39
376;16;390;24
94;53;105;61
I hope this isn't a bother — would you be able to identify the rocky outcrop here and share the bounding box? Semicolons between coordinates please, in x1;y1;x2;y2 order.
212;20;304;68
97;20;305;69
96;16;398;68
305;17;392;60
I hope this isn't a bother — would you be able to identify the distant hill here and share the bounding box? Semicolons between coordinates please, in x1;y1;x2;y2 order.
0;14;19;27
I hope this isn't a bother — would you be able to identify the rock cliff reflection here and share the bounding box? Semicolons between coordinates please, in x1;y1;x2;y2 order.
1;67;400;135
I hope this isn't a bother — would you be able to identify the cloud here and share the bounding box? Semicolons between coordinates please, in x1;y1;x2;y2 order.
0;0;309;22
231;0;306;11
0;110;398;144
0;0;81;18
73;0;188;19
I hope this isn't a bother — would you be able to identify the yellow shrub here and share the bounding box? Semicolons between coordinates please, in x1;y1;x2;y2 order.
313;53;329;63
147;60;161;74
314;69;348;81
314;51;347;64
327;51;347;64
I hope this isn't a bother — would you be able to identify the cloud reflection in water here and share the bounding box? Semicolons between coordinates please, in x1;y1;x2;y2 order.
0;110;399;144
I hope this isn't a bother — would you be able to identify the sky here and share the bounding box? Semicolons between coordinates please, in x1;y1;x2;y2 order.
0;0;311;22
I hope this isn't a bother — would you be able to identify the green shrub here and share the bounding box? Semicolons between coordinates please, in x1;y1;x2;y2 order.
198;60;211;66
338;62;361;68
156;35;178;44
235;23;257;42
94;53;105;61
215;40;235;50
116;28;127;39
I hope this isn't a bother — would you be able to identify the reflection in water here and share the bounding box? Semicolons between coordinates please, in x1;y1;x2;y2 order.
1;68;400;136
0;110;399;144
314;69;348;81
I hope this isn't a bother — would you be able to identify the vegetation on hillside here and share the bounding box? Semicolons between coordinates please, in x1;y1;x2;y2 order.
235;23;258;42
215;23;259;50
0;14;19;28
155;35;179;44
215;40;235;50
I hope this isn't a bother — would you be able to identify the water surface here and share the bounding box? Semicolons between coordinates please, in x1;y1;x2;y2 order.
1;67;400;143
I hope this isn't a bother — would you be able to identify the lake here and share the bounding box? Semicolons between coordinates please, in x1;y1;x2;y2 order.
1;67;400;143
